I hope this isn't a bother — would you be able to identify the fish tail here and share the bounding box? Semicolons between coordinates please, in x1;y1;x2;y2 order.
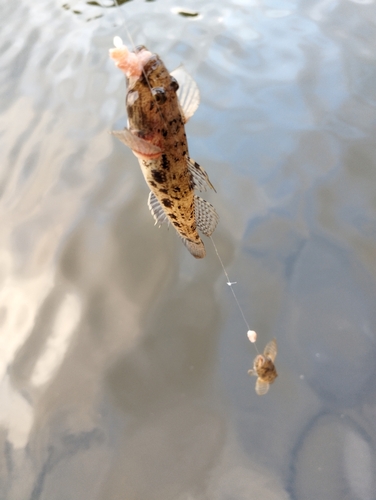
182;237;206;259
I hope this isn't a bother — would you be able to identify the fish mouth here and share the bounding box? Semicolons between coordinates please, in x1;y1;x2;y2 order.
129;48;155;85
109;44;153;79
135;47;154;67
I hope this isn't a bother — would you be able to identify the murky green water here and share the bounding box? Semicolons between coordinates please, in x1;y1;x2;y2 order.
1;0;376;498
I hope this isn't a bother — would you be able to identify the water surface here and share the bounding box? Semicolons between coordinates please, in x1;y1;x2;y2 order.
1;0;376;498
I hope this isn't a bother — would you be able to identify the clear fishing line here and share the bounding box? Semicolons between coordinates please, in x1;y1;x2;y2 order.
112;0;169;133
210;235;260;354
113;0;136;48
112;0;260;355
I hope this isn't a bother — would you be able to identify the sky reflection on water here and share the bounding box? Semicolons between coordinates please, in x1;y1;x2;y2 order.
1;0;376;498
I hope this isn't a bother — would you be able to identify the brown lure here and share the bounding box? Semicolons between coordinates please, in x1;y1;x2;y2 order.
248;339;278;395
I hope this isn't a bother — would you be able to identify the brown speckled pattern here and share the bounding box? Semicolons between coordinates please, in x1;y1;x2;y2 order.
253;355;278;384
126;50;205;256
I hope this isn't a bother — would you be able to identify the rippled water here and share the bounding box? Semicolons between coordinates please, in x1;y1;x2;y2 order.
1;0;376;498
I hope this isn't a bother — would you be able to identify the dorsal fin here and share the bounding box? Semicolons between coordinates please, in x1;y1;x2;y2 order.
187;157;216;192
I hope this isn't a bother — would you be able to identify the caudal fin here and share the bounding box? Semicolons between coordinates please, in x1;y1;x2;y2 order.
182;238;206;259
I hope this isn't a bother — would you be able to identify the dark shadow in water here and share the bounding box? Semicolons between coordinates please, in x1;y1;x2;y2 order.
288;408;376;500
175;10;199;18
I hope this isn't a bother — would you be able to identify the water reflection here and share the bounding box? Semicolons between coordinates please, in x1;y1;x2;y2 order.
31;293;81;387
0;375;33;449
1;0;376;498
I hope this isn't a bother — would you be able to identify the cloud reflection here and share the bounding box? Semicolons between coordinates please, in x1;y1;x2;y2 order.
0;375;32;449
31;293;81;387
0;252;54;381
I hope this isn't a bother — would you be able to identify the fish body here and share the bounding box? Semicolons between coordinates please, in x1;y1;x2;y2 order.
248;339;278;395
110;42;218;258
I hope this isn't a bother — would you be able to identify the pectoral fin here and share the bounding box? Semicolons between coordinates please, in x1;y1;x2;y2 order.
147;192;169;227
112;129;162;158
170;66;200;123
187;157;216;192
194;196;219;237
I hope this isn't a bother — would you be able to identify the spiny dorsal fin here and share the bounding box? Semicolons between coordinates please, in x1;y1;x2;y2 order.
147;191;169;227
187;157;216;192
194;195;219;237
170;66;200;123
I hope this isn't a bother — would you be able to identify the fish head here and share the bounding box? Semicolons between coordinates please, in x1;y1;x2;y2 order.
110;41;183;149
134;52;178;98
110;43;178;94
115;47;182;145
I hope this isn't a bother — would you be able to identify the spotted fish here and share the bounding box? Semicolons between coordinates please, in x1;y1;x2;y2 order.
248;339;278;395
109;39;218;258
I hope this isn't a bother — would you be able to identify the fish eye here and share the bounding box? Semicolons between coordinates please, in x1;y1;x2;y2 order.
151;87;167;104
170;77;179;92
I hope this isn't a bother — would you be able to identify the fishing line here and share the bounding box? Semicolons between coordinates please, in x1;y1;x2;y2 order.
112;0;260;356
113;0;136;49
210;235;260;355
112;0;172;136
